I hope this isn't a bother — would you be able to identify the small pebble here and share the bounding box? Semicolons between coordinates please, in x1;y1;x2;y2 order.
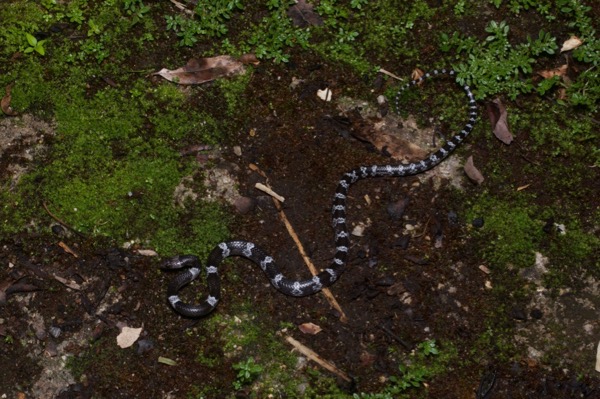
387;197;410;220
51;224;66;237
136;338;154;355
234;196;256;214
375;276;395;287
472;217;484;228
393;235;410;250
368;256;378;268
530;308;543;320
447;211;459;225
510;307;527;321
49;326;62;339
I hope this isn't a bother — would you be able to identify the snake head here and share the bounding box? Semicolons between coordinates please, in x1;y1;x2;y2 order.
161;255;201;270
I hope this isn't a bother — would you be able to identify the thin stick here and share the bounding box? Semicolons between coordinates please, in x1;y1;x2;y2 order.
250;164;347;322
379;68;404;81
255;182;285;202
285;336;352;382
169;0;194;15
272;199;347;322
42;202;87;238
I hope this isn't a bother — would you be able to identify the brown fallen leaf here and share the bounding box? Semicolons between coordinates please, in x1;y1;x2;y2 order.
560;36;583;53
464;155;484;184
537;64;568;79
298;322;322;335
153;54;258;85
287;0;323;27
411;68;425;85
486;98;513;145
1;84;18;116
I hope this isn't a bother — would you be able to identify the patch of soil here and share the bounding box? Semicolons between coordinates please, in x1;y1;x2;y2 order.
1;55;598;399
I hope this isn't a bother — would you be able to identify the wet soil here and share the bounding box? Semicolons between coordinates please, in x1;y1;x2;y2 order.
1;5;600;398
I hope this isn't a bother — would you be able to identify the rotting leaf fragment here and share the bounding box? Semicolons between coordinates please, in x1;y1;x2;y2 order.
560;36;583;53
464;156;484;184
486;98;513;145
153;54;258;85
1;84;18;116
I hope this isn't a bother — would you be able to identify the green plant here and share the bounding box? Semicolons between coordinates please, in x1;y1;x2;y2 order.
165;0;243;46
454;0;466;15
441;20;557;100
245;7;310;63
232;357;263;390
24;33;47;55
354;340;455;398
123;0;150;24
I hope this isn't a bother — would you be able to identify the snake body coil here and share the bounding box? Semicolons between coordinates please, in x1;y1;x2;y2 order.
162;69;477;318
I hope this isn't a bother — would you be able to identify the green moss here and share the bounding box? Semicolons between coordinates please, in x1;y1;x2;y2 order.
216;72;253;117
468;193;543;269
187;311;306;398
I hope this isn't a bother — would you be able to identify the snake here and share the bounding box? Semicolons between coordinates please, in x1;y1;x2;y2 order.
161;69;478;318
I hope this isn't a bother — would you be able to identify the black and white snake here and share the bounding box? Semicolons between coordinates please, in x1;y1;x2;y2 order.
161;69;477;318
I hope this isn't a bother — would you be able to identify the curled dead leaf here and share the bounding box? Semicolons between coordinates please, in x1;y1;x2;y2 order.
560;36;583;53
298;322;322;335
464;156;484;184
486;98;513;145
411;68;425;85
537;64;568;79
1;84;18;116
153;54;256;85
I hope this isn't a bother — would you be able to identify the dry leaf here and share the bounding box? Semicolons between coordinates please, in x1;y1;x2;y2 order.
158;356;177;366
1;84;18;116
411;68;425;85
464;156;484;184
153;54;257;85
560;36;583;53
287;0;323;27
299;322;322;335
117;326;143;348
537;64;568;79
486;98;513;144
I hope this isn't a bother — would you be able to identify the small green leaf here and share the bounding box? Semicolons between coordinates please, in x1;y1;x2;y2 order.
25;33;38;47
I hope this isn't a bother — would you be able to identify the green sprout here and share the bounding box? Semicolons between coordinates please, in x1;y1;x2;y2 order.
24;33;47;55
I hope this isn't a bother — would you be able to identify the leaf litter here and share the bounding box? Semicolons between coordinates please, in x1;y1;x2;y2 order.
153;54;258;85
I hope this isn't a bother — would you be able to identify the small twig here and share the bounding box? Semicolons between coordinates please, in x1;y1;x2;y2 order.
169;0;194;15
378;325;411;350
255;182;285;202
42;202;87;238
285;336;353;382
379;68;404;81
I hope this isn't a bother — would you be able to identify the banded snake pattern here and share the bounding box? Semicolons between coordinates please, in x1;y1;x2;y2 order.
161;68;478;318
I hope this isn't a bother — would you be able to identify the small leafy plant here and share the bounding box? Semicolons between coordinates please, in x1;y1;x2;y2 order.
232;357;263;390
440;20;557;100
24;33;47;55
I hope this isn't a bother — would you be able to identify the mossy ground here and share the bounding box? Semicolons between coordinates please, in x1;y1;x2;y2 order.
1;0;599;397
